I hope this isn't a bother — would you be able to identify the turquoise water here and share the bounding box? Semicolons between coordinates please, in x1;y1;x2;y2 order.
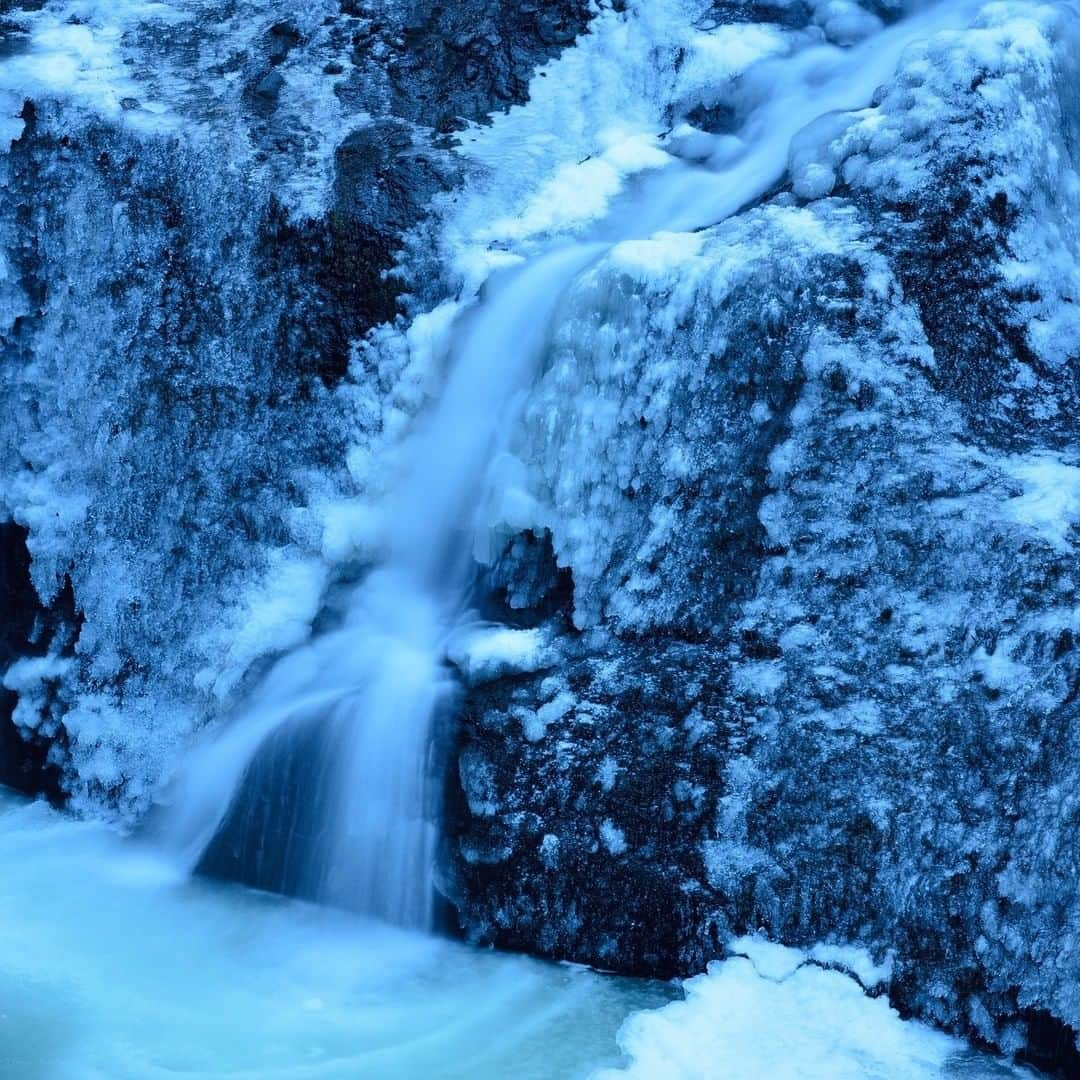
0;789;670;1079
0;789;1033;1080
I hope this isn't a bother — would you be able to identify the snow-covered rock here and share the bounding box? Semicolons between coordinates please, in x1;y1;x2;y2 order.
439;0;1080;1067
0;0;591;813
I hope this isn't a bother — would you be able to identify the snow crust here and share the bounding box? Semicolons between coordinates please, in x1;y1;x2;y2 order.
597;939;1031;1079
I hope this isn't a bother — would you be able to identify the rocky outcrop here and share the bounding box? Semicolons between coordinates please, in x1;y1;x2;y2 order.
0;0;591;812
439;2;1080;1067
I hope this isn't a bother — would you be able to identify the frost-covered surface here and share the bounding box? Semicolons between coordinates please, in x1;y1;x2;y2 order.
597;937;1031;1079
0;0;590;811
431;0;1080;1066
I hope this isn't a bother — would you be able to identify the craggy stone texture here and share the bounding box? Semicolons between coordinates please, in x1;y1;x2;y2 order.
0;522;76;800
341;0;592;130
4;0;1080;1071
440;3;1080;1068
0;0;591;812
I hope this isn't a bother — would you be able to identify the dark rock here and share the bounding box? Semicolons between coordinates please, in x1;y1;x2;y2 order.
253;69;285;100
0;523;77;803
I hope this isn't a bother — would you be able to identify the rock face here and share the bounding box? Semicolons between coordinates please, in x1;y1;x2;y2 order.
0;0;590;812
433;0;1080;1067
3;0;1080;1071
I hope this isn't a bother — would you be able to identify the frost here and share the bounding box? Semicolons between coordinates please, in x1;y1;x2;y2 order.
540;833;560;869
196;552;328;702
3;654;72;735
600;819;627;856
596;756;620;793
444;0;1080;1048
732;661;787;700
520;689;574;742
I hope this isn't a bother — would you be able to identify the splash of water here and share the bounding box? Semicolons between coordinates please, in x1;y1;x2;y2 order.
157;0;975;928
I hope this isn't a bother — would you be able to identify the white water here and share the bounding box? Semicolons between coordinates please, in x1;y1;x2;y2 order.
157;244;608;925
159;0;981;929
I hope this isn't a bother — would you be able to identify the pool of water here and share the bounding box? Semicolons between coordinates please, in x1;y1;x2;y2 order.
0;789;1034;1079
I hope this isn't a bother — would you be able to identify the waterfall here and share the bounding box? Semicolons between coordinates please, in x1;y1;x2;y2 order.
155;0;974;928
156;244;606;927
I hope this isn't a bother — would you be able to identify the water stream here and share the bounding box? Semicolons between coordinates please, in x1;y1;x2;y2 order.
0;788;1033;1078
158;0;981;930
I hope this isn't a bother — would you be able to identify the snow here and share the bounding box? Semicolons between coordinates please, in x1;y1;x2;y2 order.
809;942;894;990
596;939;1030;1079
1001;453;1080;554
729;934;807;981
448;626;549;685
600;819;628;856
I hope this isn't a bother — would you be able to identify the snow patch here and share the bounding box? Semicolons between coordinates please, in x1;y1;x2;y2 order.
1001;453;1080;554
594;937;1011;1079
600;819;628;856
448;626;549;685
809;942;894;990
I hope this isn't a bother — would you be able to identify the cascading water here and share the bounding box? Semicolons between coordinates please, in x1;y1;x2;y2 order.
156;0;978;928
157;243;607;927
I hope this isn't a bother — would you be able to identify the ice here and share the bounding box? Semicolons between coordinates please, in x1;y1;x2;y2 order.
600;819;628;856
0;1;191;134
196;550;329;701
595;940;1033;1079
442;3;795;263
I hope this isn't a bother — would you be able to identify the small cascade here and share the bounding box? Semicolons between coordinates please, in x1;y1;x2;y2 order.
157;244;606;927
157;0;971;928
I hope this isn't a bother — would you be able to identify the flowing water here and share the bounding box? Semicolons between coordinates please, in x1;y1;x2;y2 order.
0;788;1034;1078
156;0;981;929
156;243;609;925
0;789;671;1079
